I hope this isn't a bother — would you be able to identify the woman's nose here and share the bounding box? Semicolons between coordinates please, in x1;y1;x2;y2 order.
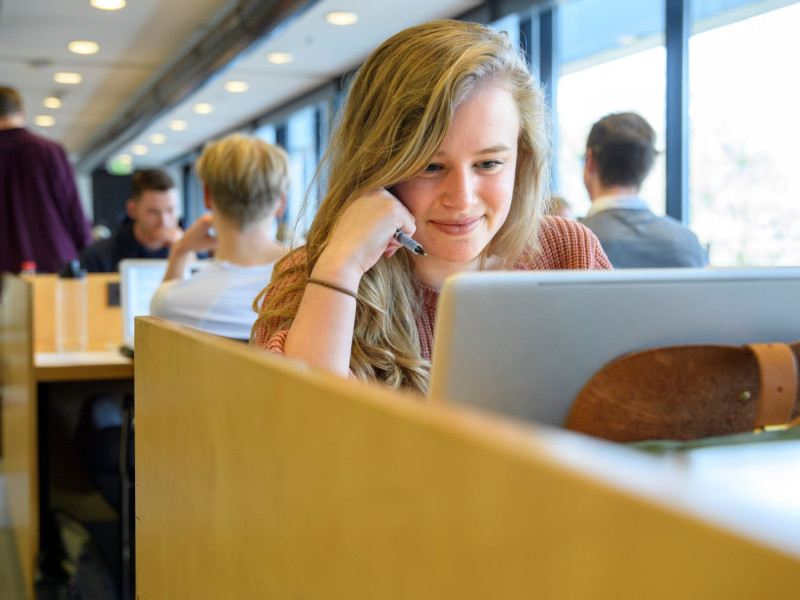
441;168;477;209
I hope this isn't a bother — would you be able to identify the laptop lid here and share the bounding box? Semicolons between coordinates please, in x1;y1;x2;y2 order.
119;259;169;353
429;268;800;427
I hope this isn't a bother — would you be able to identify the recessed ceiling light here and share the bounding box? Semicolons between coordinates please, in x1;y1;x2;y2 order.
131;144;148;156
267;52;293;65
169;120;187;131
224;80;249;93
325;11;358;26
194;103;214;115
149;133;166;144
34;115;55;127
90;0;126;10
68;40;99;55
54;72;82;84
43;97;62;109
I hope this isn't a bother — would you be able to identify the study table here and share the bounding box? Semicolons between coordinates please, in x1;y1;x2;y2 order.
35;350;133;383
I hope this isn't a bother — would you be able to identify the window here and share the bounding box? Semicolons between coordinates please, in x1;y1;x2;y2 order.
689;0;800;265
555;0;666;218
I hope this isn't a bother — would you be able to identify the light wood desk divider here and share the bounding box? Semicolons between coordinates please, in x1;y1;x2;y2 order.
136;317;800;599
32;273;123;352
1;274;38;598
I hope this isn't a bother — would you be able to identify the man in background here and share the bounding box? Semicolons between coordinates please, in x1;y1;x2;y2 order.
79;168;184;272
0;85;92;274
580;112;708;268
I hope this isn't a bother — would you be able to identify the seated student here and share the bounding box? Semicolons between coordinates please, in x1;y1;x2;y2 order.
579;112;708;268
251;20;611;395
150;134;289;340
80;168;184;272
546;194;575;220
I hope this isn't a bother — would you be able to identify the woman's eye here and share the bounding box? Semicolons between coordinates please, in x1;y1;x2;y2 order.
477;160;502;170
423;163;442;174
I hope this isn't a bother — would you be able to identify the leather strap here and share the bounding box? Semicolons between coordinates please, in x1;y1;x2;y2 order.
747;343;798;427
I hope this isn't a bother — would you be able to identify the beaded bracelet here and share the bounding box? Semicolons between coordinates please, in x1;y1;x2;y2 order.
307;277;359;300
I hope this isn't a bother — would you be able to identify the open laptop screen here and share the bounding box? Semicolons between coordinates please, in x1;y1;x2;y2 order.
119;259;169;355
429;268;800;427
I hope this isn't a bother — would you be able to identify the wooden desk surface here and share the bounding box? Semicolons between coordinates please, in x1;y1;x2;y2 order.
35;351;134;382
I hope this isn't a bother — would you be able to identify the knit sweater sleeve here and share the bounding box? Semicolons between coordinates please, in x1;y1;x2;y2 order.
250;248;307;354
250;248;361;381
528;216;612;270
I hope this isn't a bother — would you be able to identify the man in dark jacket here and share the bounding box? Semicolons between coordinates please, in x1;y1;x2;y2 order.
0;86;92;274
79;168;184;272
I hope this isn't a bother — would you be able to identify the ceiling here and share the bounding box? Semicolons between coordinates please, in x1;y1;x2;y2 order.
1;0;483;174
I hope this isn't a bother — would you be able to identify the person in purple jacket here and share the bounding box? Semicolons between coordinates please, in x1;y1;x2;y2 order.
0;85;93;274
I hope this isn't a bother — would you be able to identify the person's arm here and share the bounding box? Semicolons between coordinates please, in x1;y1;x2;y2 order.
162;214;216;281
282;189;416;377
52;143;93;248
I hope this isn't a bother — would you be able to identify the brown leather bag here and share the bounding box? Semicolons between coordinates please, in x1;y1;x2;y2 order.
565;342;800;443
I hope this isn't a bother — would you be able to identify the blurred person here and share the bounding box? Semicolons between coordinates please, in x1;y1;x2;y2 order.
150;134;289;340
0;85;92;274
580;112;707;268
79;168;183;272
546;194;575;220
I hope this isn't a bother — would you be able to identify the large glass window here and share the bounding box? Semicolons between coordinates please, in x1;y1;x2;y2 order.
556;0;665;219
689;0;800;265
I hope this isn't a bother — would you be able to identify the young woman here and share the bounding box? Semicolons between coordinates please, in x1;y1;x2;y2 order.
251;20;610;394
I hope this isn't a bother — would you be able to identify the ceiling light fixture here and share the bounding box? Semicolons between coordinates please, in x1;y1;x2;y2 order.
131;144;148;156
149;133;166;144
267;52;293;65
224;80;249;93
325;11;358;26
43;97;62;109
68;40;100;55
54;72;82;84
193;103;214;114
89;0;126;10
34;115;55;127
169;120;188;131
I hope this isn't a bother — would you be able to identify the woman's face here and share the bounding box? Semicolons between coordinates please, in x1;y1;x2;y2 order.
391;80;520;283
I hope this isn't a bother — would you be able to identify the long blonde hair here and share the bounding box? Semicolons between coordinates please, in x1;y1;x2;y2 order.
253;19;550;394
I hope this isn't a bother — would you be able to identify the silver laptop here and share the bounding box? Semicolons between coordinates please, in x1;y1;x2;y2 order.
119;259;170;356
429;268;800;427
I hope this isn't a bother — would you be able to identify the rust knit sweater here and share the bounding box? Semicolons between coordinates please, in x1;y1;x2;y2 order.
251;216;611;360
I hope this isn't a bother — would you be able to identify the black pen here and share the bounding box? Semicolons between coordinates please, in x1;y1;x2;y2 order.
394;231;426;255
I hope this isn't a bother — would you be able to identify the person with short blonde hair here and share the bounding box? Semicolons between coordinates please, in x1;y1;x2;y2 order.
252;20;610;393
196;133;290;227
150;134;289;339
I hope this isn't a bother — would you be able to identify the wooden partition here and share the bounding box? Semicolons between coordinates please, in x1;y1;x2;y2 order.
135;316;800;599
0;274;38;598
32;273;122;352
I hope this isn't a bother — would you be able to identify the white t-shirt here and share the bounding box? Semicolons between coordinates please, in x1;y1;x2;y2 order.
150;260;275;340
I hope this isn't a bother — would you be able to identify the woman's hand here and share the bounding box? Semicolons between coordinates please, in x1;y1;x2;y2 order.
313;188;416;288
282;189;415;376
